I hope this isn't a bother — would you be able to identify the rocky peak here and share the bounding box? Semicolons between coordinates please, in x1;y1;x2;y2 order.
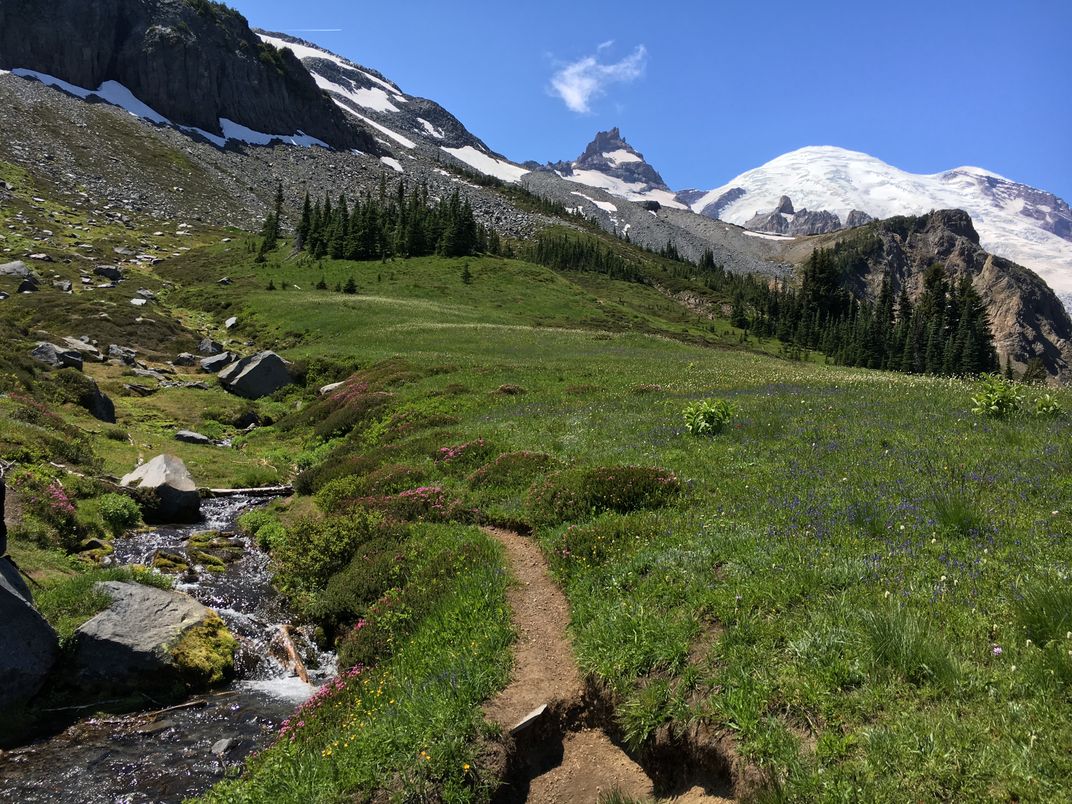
0;0;372;150
774;195;794;215
570;129;671;192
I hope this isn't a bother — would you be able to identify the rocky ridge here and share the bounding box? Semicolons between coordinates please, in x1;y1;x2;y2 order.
0;0;371;151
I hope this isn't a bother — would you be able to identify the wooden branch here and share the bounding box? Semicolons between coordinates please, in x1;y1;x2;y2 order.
280;625;310;684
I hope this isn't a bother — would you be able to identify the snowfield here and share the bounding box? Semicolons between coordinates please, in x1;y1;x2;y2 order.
562;168;687;209
442;146;528;184
11;69;328;149
690;146;1072;297
570;191;618;213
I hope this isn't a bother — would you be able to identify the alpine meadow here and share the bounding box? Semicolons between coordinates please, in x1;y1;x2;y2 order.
1;1;1071;803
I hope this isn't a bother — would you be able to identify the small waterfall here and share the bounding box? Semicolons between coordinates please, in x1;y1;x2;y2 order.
0;496;334;804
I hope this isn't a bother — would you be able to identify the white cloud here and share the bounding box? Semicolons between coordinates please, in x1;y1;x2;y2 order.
549;44;647;114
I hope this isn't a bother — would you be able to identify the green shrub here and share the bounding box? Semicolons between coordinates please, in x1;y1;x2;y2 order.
970;374;1023;418
527;465;680;526
1033;393;1064;418
104;427;129;442
97;493;141;536
272;511;384;596
467;451;557;489
307;532;409;634
683;399;737;435
316;464;427;513
547;513;659;574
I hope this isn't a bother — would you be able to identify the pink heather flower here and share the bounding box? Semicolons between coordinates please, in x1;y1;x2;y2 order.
992;645;1003;656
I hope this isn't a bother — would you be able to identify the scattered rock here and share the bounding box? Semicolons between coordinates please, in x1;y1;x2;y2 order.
198;338;223;356
31;341;83;370
94;265;123;281
107;344;138;365
0;260;30;277
131;367;167;381
173;353;197;367
130;297;147;307
0;557;60;714
70;582;236;697
218;351;292;399
224;316;238;330
200;352;236;373
28;253;52;262
61;336;103;362
53;279;72;292
76;376;117;423
122;383;156;397
211;738;235;757
120;454;201;524
318;381;345;396
232;410;261;429
18;277;39;293
217;277;232;286
175;430;213;446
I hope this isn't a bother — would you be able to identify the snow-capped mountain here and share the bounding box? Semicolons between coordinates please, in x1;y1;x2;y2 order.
540;128;686;209
256;31;529;183
684;146;1072;301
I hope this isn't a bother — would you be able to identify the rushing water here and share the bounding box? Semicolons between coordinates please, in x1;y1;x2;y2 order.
0;496;332;803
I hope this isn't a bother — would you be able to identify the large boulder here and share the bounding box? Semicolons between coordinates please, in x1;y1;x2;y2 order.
61;336;104;363
199;352;236;374
218;351;292;399
31;341;83;370
198;337;223;356
0;259;30;277
93;265;123;281
121;454;200;524
0;557;60;713
70;581;236;698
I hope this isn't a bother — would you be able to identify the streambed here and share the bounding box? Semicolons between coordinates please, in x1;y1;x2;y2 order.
0;496;331;803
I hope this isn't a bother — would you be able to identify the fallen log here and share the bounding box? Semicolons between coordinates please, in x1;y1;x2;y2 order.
280;625;310;684
202;485;292;498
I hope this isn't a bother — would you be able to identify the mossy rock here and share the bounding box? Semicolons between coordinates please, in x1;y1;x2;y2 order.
168;612;237;688
152;549;190;573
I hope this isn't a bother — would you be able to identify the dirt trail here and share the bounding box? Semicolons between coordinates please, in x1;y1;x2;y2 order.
482;526;733;804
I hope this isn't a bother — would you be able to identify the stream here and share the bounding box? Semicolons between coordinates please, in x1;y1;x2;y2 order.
0;495;333;803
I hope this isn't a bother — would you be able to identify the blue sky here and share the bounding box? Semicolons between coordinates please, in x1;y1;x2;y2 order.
229;0;1071;200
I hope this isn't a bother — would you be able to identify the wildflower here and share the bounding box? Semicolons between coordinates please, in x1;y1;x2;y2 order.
463;763;471;771
992;645;1003;656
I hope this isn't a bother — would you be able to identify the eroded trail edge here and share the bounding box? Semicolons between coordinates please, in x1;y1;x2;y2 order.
481;526;737;804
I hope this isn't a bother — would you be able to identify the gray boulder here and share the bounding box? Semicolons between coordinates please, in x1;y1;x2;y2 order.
70;582;235;697
224;316;238;330
31;341;83;370
0;557;60;712
18;277;39;293
121;454;200;524
83;380;117;424
173;352;197;367
94;265;123;281
198;338;223;356
53;279;72;292
199;352;236;374
61;336;103;363
107;344;138;365
0;260;30;277
218;351;292;399
175;430;212;446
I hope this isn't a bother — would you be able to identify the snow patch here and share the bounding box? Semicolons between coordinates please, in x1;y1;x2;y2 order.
417;118;445;139
380;156;404;173
13;69;329;149
257;33;403;95
603;149;642;165
743;230;796;241
441;146;528;184
314;74;399;113
335;103;416;149
570;191;618;213
564;168;687;209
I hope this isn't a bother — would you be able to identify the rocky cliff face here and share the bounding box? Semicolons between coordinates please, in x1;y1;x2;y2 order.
0;0;371;150
835;210;1072;377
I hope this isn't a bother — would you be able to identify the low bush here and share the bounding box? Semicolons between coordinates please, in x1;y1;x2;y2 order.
1034;393;1064;418
683;398;737;435
547;513;660;575
316;464;428;513
527;465;680;526
432;438;496;473
272;510;384;598
467;451;557;489
97;493;141;536
1015;582;1072;646
970;374;1023;418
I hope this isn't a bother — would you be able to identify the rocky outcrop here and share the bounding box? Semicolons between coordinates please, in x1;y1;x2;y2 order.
0;557;60;713
218;350;291;399
845;209;874;228
200;352;236;373
829;210;1072;378
0;0;372;151
570;128;672;191
30;342;83;370
121;454;200;524
745;197;843;236
70;581;236;697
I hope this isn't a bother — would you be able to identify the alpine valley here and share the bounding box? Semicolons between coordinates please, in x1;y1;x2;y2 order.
2;2;1072;803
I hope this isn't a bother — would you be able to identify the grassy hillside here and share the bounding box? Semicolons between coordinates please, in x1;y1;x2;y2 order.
4;175;1072;801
